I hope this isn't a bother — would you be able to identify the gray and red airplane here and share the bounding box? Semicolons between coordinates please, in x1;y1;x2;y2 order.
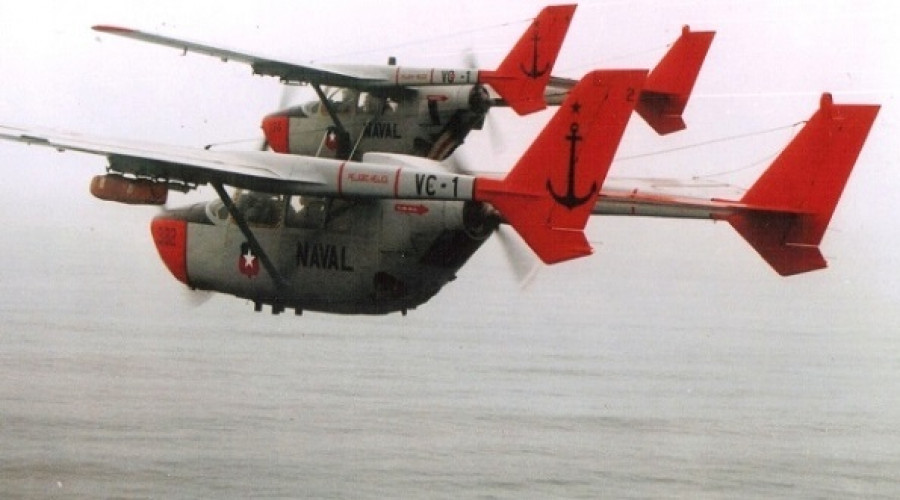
0;5;878;315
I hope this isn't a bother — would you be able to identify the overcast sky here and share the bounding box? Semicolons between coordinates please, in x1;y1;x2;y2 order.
0;0;897;308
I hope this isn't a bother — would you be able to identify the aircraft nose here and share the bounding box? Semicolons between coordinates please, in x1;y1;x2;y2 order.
150;215;190;286
261;112;290;153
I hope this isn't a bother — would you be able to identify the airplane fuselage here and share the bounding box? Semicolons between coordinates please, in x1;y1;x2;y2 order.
265;85;488;161
152;194;496;315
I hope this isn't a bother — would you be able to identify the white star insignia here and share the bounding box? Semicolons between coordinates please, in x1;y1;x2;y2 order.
243;248;256;268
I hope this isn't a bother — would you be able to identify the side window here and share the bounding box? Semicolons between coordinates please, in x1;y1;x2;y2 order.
325;87;358;115
358;92;385;114
385;97;398;113
285;196;356;232
207;199;230;222
286;195;327;229
357;92;398;115
235;192;282;228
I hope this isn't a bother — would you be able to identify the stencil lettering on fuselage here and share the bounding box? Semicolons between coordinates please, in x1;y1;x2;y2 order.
296;242;354;272
362;121;402;139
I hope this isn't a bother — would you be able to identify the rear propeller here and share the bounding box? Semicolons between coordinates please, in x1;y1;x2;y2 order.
445;146;540;287
462;48;507;158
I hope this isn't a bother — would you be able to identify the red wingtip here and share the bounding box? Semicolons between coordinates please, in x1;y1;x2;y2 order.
92;25;136;34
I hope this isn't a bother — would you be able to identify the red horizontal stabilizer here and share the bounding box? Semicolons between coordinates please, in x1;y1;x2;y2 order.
475;69;647;264
480;4;577;115
730;212;827;276
92;25;136;35
729;93;880;275
636;26;715;135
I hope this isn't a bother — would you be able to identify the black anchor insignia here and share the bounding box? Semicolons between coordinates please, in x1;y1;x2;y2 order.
547;121;596;209
519;22;550;79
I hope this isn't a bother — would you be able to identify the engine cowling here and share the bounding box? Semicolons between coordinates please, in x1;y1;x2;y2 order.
462;201;500;239
468;84;492;115
426;84;491;118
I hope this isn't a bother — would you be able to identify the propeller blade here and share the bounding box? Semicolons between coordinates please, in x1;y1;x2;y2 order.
182;287;214;307
461;47;506;157
261;83;302;151
496;226;540;289
277;83;302;109
484;111;507;158
443;145;477;175
447;147;538;287
462;47;479;69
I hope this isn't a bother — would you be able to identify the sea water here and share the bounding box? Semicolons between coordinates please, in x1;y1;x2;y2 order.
1;222;899;499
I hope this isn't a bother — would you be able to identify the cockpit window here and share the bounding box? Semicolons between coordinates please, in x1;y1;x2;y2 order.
285;195;355;231
234;191;283;227
207;199;230;222
326;87;358;115
286;195;328;229
302;87;397;117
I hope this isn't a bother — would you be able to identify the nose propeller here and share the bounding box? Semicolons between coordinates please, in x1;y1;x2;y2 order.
260;83;305;153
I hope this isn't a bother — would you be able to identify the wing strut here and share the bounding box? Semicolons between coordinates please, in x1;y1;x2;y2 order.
210;182;289;311
311;84;353;159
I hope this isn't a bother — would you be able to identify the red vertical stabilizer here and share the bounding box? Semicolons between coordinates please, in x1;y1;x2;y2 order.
636;26;716;135
475;69;647;264
729;93;880;275
480;4;577;115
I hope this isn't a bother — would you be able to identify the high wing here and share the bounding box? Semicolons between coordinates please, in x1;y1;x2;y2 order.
0;70;644;267
0;122;495;204
0;70;635;209
93;4;577;115
91;25;406;88
0;124;330;194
